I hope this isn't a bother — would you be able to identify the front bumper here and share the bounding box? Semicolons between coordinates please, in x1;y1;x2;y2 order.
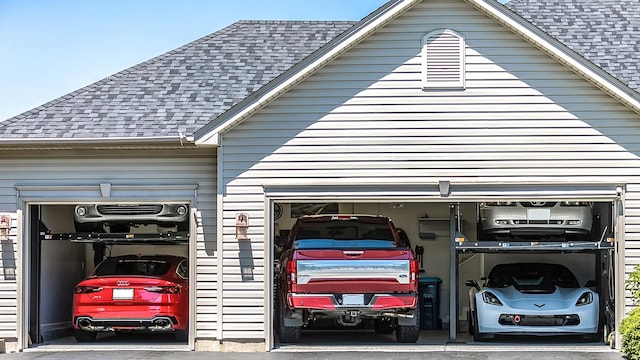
481;206;592;235
476;300;599;335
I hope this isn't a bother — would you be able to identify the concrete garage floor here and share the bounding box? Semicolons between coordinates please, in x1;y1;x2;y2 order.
25;328;615;354
275;328;615;353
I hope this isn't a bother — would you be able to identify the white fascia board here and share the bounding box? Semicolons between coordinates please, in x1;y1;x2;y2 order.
466;0;640;115
195;0;420;147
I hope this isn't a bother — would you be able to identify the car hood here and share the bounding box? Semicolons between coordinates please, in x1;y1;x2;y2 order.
484;286;592;310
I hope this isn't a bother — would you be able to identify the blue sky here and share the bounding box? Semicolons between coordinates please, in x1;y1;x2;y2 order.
0;0;508;121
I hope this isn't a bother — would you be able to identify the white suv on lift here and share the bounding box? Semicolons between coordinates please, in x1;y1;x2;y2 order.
73;203;189;233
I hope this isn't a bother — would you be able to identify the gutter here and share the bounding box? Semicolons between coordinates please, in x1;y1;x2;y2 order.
0;134;197;149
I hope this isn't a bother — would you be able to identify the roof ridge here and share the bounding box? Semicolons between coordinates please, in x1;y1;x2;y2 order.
0;20;244;128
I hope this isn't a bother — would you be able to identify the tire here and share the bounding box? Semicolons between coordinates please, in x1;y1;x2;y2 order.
74;328;97;342
175;327;188;342
395;310;420;343
374;318;395;334
277;301;301;343
467;310;474;335
472;311;490;342
74;222;98;233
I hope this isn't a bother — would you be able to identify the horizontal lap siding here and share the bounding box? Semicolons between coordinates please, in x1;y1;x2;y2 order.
0;214;18;337
219;0;640;338
0;148;218;339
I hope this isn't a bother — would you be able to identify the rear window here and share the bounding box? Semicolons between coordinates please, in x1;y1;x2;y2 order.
296;220;394;241
292;219;399;249
93;258;171;277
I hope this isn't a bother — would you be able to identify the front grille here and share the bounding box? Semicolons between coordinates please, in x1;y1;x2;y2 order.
498;314;580;326
513;220;563;225
97;205;163;215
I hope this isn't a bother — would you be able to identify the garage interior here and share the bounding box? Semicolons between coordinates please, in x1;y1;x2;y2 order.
272;200;616;348
26;203;191;349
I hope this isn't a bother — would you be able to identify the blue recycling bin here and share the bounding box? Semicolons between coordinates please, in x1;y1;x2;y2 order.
418;277;442;330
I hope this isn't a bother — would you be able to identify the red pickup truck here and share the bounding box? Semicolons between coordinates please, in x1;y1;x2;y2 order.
275;214;420;343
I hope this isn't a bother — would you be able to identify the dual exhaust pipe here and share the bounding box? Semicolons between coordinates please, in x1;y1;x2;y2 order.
75;316;175;331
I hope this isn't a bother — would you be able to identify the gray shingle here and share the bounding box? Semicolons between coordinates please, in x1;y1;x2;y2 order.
506;0;640;93
0;20;355;139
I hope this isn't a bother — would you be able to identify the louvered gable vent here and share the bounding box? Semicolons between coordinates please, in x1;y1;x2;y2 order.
422;29;465;89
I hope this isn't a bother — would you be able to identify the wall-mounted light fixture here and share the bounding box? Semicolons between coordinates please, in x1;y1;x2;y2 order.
439;180;450;197
0;215;10;240
235;213;249;240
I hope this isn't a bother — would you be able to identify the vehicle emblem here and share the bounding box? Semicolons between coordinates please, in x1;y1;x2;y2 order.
117;280;130;286
534;303;545;308
530;202;546;207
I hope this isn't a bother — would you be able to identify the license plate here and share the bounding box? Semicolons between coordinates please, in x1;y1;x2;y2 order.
112;288;134;300
342;294;364;306
527;209;551;221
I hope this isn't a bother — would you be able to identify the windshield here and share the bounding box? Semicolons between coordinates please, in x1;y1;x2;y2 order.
487;263;580;289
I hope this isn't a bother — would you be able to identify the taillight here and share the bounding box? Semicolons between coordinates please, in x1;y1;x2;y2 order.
331;215;357;220
75;286;102;294
144;286;180;294
287;260;297;293
410;260;418;290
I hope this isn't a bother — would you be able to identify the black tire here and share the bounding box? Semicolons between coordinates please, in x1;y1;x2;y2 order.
472;311;491;342
175;328;188;342
74;328;97;342
374;318;395;334
277;301;301;343
467;310;474;335
177;221;189;232
395;310;420;343
74;222;98;233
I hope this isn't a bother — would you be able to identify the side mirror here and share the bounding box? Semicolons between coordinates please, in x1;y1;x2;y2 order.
465;279;480;291
584;280;597;288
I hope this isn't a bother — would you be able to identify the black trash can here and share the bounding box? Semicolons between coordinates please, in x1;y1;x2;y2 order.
418;277;442;330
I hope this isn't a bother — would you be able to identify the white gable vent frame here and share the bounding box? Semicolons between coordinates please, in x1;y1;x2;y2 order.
421;29;466;89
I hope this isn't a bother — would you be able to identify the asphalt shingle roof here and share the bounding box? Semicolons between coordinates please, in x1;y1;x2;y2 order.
0;20;355;139
506;0;640;92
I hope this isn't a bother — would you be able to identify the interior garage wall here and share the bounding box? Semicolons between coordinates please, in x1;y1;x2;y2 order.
218;0;640;340
40;205;87;339
0;147;219;340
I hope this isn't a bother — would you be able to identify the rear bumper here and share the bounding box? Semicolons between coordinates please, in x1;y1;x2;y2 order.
287;293;417;312
73;315;185;332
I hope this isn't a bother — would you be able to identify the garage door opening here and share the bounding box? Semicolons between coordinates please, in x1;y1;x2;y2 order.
455;200;616;347
271;200;617;349
26;203;192;349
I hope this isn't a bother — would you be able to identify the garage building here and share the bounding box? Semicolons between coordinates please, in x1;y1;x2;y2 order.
0;0;638;353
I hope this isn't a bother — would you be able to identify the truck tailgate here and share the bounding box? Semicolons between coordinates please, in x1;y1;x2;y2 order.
294;249;415;293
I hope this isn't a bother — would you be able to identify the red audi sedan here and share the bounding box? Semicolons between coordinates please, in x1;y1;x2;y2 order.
72;254;189;342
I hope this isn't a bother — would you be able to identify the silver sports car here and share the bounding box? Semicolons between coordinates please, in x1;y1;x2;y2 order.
466;263;599;342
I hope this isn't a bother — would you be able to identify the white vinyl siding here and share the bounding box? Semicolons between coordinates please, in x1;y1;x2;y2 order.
218;0;640;340
422;29;465;89
0;148;218;340
0;213;18;338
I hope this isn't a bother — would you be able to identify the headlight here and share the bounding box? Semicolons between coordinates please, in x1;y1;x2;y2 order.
482;291;503;306
75;206;87;217
482;202;516;206
576;291;594;306
561;201;591;206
